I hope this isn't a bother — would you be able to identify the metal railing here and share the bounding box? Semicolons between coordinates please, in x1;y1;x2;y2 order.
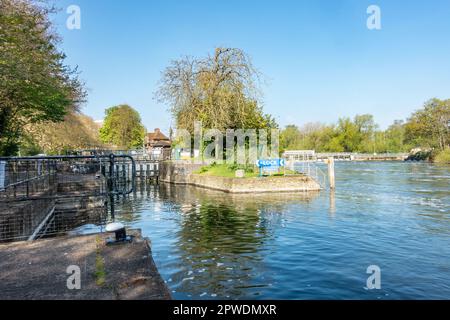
285;160;328;189
0;154;137;242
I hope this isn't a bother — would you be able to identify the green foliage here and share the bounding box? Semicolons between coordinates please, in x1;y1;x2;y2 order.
0;0;85;156
156;48;277;134
280;98;450;155
195;163;258;178
404;98;450;150
281;114;412;153
99;105;145;149
95;236;106;286
227;163;255;173
279;125;302;152
23;112;103;155
19;135;42;156
281;114;385;153
434;148;450;164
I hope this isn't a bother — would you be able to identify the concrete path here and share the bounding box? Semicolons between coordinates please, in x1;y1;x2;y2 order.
0;230;171;300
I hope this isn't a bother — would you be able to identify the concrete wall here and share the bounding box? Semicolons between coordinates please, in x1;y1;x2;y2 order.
159;161;203;184
159;161;321;193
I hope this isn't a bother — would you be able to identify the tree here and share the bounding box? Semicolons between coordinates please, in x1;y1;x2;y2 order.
156;47;276;133
334;117;362;152
354;114;378;153
384;120;407;152
99;105;145;149
404;98;450;150
23;112;104;155
0;0;85;155
280;125;302;152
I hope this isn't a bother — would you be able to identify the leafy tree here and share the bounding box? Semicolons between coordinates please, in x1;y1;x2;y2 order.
354;114;377;153
156;47;276;133
99;105;145;149
0;0;85;155
281;115;406;153
384;120;408;152
334;117;362;152
404;98;450;150
24;112;104;155
280;125;302;152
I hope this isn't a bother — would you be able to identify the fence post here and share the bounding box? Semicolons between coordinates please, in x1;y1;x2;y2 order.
327;157;335;190
26;162;29;197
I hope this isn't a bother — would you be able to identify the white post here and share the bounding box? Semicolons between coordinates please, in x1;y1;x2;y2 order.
328;157;335;190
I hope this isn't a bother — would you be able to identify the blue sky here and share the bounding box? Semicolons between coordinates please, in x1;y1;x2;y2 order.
54;0;450;132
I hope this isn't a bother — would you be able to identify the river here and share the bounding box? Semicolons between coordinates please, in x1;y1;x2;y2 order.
76;161;450;299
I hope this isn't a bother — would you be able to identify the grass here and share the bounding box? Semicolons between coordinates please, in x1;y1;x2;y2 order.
95;236;106;286
194;163;297;178
195;163;259;178
434;148;450;164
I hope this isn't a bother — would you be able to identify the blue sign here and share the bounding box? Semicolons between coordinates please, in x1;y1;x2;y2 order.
256;159;285;168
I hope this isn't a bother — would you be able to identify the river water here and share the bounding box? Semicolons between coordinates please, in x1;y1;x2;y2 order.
77;162;450;299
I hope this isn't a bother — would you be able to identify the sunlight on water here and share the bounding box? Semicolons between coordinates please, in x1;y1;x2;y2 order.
76;162;450;299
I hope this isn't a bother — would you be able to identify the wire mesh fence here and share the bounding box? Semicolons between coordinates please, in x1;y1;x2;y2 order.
0;154;138;242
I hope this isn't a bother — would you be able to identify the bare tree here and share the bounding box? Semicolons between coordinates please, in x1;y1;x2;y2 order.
156;48;271;133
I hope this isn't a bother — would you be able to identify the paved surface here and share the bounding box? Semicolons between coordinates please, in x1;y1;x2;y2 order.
0;230;171;300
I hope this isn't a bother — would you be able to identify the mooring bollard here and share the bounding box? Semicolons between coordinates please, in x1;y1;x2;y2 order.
105;222;132;245
327;157;335;190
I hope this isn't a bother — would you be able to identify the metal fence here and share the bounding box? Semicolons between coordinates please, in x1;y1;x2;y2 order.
0;154;137;242
285;160;328;189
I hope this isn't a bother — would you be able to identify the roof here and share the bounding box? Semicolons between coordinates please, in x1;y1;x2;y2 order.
151;140;171;148
146;128;170;142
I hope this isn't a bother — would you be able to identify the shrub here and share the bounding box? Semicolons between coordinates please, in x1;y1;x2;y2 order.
434;148;450;164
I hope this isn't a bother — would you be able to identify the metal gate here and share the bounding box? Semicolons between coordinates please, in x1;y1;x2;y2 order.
0;154;136;242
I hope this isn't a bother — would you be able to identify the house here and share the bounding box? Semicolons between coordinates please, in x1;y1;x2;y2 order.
145;128;171;159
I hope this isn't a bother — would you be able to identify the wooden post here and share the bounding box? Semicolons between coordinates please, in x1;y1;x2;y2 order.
328;157;335;190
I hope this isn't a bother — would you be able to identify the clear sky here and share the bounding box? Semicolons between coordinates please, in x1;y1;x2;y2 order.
53;0;450;132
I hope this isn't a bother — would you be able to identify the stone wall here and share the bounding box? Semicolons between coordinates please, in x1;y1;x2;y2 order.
159;161;321;193
159;161;204;184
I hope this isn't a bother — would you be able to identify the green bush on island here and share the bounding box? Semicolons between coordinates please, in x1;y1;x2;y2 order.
434;149;450;164
195;163;298;177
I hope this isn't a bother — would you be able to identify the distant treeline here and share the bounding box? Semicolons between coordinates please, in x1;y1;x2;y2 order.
280;98;450;156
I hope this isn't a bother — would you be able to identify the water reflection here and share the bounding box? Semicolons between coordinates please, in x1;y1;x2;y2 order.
329;190;336;217
157;184;319;298
76;162;450;299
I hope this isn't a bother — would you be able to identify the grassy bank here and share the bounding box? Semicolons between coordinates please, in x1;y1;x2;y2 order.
195;163;259;178
194;163;297;178
434;148;450;164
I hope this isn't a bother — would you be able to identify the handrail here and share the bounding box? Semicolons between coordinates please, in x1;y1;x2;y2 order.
0;154;136;197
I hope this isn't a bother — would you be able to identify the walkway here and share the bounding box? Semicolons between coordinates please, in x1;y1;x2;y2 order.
0;229;171;300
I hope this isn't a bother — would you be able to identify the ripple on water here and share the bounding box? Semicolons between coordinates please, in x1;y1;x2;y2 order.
75;162;450;299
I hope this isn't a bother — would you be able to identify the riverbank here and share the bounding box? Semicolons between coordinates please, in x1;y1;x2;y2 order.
0;229;171;300
434;149;450;164
159;162;322;193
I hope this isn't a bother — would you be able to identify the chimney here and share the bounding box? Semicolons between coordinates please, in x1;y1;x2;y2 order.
154;128;160;133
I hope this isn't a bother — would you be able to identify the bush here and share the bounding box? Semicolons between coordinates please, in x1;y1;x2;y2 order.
434;148;450;164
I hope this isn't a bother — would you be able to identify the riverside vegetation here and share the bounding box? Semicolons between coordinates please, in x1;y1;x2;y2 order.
1;1;448;164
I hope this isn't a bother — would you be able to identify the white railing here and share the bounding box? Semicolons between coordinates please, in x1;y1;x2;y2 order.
285;160;328;189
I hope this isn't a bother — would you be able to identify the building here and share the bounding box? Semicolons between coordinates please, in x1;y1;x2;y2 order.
144;128;171;159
